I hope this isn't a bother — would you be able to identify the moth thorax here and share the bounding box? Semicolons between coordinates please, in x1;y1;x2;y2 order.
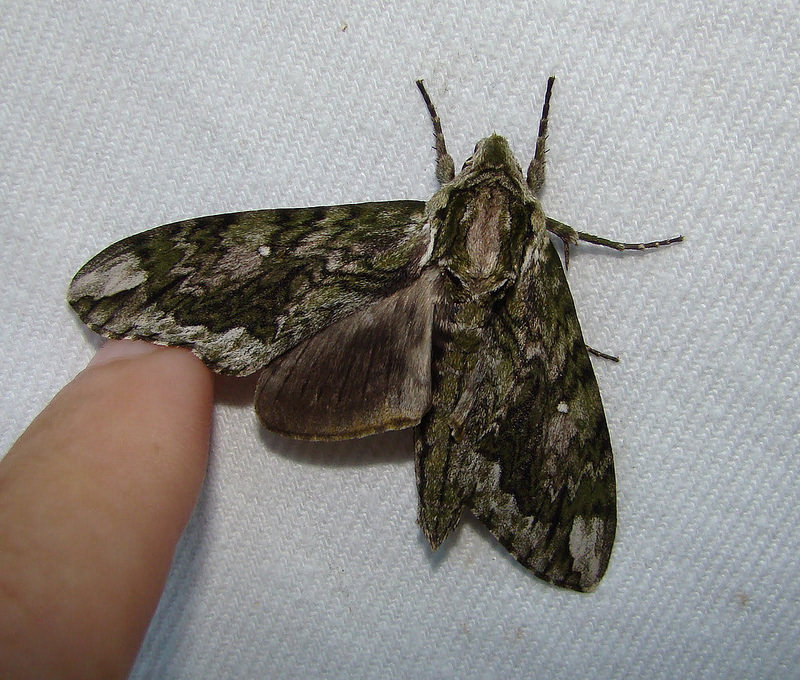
463;186;508;278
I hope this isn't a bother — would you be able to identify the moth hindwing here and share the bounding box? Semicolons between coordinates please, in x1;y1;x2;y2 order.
68;77;682;591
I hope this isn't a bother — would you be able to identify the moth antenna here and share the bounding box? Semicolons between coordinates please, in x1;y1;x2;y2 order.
527;75;555;194
416;79;455;184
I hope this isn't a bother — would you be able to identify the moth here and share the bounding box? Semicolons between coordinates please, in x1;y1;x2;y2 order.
68;78;681;591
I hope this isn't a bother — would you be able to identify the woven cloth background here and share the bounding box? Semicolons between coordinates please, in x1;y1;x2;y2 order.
2;2;799;678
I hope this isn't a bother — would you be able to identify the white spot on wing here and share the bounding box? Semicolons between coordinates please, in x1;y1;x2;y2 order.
569;516;604;585
557;401;569;414
70;252;146;299
258;245;271;257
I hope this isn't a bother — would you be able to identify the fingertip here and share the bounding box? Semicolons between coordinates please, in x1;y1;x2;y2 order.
0;340;216;676
77;339;215;496
87;338;161;367
82;339;214;438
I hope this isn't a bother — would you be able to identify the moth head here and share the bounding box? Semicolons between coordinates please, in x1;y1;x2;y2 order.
462;134;523;179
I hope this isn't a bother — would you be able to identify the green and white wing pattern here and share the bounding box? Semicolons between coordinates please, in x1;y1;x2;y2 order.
415;225;615;592
68;201;431;376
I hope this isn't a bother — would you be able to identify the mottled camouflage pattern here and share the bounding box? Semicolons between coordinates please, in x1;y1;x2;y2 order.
69;202;430;375
415;135;614;591
65;80;679;591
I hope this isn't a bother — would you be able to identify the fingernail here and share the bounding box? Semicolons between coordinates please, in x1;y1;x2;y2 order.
88;339;160;368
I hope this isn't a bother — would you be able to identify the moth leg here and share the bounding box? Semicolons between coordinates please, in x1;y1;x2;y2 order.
415;80;455;184
575;230;684;251
586;345;620;362
527;75;556;195
546;216;683;269
545;215;579;269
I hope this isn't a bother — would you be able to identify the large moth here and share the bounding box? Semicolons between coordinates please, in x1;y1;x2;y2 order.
68;78;681;591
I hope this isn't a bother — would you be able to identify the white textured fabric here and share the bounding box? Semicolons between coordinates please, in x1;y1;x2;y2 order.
2;2;799;678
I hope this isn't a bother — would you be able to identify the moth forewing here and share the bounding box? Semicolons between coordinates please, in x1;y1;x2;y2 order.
413;132;615;592
67;202;431;376
68;78;681;592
